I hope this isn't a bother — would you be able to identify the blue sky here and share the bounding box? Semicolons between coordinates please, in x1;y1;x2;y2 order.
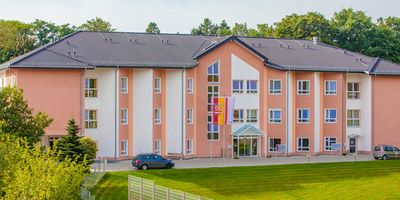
0;0;398;33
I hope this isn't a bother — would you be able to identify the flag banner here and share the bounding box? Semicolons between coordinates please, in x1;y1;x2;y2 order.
212;97;225;125
213;97;235;125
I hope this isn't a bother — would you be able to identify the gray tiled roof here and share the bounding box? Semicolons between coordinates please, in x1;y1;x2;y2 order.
1;31;399;75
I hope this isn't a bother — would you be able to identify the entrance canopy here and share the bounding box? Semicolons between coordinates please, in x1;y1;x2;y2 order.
232;124;265;137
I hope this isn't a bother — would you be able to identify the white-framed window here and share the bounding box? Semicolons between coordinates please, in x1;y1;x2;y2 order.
187;108;193;124
154;78;161;94
121;108;128;125
207;114;219;140
84;109;98;129
347;109;360;127
187;78;194;94
121;140;128;156
297;80;310;95
325;80;337;95
233;109;244;122
324;137;337;151
324;109;337;123
207;85;219;112
297;137;310;152
154;108;161;124
6;76;16;87
246;109;258;122
246;80;258;94
232;80;244;93
297;108;310;123
85;78;97;97
269;109;282;124
347;82;360;99
186;139;193;154
269;138;282;152
269;80;282;94
207;61;219;83
0;78;5;89
121;77;128;93
154;140;161;154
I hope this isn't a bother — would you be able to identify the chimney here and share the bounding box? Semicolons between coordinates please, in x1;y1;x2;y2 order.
313;36;318;45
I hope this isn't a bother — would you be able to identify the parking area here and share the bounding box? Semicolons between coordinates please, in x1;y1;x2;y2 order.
104;155;373;171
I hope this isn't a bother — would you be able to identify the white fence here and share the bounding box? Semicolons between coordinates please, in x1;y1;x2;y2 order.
81;158;108;200
128;176;212;200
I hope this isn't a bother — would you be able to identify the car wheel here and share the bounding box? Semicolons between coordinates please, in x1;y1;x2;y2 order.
374;157;379;160
382;155;388;160
166;164;172;169
142;164;149;170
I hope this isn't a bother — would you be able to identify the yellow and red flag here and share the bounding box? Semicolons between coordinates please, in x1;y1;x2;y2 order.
213;97;235;125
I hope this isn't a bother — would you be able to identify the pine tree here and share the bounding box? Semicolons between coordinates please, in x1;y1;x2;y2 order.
56;119;86;165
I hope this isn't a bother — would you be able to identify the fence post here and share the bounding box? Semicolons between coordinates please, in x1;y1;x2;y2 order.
183;192;186;200
152;182;155;200
140;178;143;200
199;196;202;200
166;188;170;200
128;176;131;200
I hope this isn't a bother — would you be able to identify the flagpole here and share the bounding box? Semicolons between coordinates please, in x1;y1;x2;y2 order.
223;125;226;159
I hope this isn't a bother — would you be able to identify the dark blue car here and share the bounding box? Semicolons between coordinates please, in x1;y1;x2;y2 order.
132;153;175;170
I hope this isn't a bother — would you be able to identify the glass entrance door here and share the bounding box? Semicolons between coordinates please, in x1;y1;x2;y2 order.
234;137;258;157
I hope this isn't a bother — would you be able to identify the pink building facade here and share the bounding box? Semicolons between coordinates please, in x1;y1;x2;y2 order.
1;31;400;159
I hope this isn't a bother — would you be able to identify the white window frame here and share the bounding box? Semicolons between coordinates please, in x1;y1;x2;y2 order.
324;137;337;151
232;80;244;94
268;109;282;124
0;78;5;89
121;77;128;94
207;85;219;113
187;78;194;94
186;139;193;154
233;109;244;123
269;138;282;152
324;80;337;95
297;137;310;152
207;114;219;141
154;140;161;154
347;82;360;99
297;80;310;95
85;78;97;98
121;108;128;125
246;80;258;94
85;109;98;129
121;140;128;156
207;61;220;84
246;109;258;122
187;108;193;124
154;77;161;94
297;108;310;123
347;109;360;127
324;109;337;123
269;79;282;95
154;108;161;124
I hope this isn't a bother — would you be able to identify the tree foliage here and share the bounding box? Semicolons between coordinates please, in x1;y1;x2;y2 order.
0;134;86;199
191;18;218;35
146;22;161;34
31;19;77;46
0;87;53;144
56;119;96;164
0;20;35;63
79;17;115;32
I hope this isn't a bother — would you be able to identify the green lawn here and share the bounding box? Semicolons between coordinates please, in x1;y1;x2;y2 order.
93;160;400;200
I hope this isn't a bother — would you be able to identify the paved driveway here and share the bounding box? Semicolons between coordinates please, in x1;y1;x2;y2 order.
104;155;373;171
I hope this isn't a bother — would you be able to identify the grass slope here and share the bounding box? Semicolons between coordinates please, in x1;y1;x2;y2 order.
93;160;400;199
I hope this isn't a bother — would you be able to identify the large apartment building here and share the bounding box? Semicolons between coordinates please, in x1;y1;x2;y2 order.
1;31;400;159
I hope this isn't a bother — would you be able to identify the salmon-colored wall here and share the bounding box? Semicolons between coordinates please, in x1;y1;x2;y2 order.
119;69;131;157
265;67;287;154
153;69;164;155
10;68;83;136
321;73;345;153
373;76;400;147
194;41;266;157
293;72;315;154
185;69;195;156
